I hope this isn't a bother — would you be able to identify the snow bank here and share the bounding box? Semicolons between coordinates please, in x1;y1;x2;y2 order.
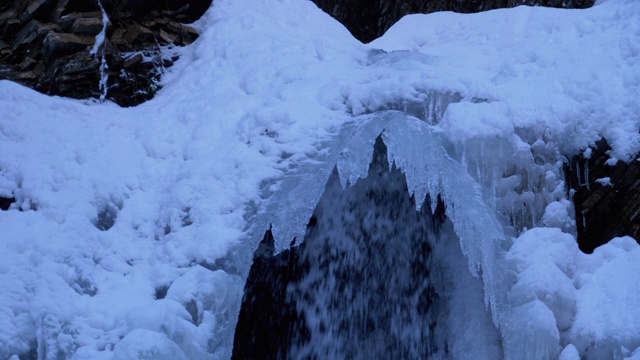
0;0;364;357
507;229;640;359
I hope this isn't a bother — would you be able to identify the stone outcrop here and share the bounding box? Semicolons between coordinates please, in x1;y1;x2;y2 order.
0;0;209;106
233;136;446;358
566;139;640;253
311;0;596;43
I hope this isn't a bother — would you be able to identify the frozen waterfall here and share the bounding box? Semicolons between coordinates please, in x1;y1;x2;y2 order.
233;131;502;359
232;90;626;360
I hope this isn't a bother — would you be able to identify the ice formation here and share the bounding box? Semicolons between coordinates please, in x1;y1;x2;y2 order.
0;0;639;359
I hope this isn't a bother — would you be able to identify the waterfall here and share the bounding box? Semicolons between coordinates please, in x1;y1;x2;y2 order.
234;129;501;359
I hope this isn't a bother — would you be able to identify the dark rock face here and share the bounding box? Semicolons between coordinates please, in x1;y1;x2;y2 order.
311;0;596;43
0;0;208;106
233;136;446;359
566;139;640;253
100;0;212;20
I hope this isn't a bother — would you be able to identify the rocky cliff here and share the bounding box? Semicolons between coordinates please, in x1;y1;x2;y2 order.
0;0;209;106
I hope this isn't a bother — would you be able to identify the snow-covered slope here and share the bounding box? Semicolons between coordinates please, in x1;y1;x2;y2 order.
0;0;639;359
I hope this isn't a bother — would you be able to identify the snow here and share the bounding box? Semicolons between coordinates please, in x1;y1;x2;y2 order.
89;1;109;56
542;200;573;232
111;329;189;360
508;228;640;360
0;0;639;358
595;177;613;186
572;237;640;359
559;344;580;360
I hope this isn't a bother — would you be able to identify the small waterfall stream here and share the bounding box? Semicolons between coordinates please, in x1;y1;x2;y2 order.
91;0;110;102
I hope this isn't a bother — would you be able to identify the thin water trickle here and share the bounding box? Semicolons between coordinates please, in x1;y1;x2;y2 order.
91;0;110;102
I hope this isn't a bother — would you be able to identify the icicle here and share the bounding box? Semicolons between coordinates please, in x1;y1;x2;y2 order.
97;52;108;102
91;0;110;102
585;159;590;190
576;161;582;187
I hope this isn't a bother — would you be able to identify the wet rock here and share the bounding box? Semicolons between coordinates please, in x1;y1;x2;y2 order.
124;23;154;44
566;139;640;253
106;0;211;20
0;0;211;106
122;52;142;69
1;19;21;39
50;0;69;22
0;8;17;28
109;26;125;45
59;11;102;31
70;16;103;35
59;0;100;14
16;55;35;70
19;0;48;22
158;29;176;45
165;21;198;45
0;39;10;54
3;68;36;81
38;50;100;98
42;32;94;59
11;20;56;49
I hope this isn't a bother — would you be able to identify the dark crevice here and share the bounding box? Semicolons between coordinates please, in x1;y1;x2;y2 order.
18;343;37;360
99;0;211;20
0;195;15;210
155;285;169;300
72;276;97;296
185;299;200;325
93;201;121;231
94;207;116;231
60;1;100;16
